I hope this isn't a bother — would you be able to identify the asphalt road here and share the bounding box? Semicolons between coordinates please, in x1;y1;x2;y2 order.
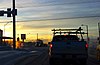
0;50;37;65
0;46;100;65
15;47;100;65
0;47;49;65
87;47;100;65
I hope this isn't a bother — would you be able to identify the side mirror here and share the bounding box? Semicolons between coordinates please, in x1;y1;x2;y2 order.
48;42;51;44
81;39;84;41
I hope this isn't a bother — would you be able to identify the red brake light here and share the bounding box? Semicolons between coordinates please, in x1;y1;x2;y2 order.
50;44;53;48
86;43;88;48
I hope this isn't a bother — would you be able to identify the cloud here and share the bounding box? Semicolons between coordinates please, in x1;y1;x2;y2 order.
0;0;12;9
15;0;100;22
0;0;100;38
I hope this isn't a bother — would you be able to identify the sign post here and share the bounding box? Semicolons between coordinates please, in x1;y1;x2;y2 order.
21;34;26;43
0;29;3;45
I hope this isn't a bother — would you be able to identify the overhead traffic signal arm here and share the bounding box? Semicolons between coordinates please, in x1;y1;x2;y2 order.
0;10;4;16
0;8;17;17
7;8;12;17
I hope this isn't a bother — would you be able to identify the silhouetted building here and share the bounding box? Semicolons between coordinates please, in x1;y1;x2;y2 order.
35;39;44;47
0;29;3;45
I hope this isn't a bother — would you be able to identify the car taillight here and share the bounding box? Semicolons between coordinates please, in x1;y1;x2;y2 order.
50;44;53;48
86;43;88;48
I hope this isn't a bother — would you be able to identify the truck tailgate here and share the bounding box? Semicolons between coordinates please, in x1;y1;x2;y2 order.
51;41;87;54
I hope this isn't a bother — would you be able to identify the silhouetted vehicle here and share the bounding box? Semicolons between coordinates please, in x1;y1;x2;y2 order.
96;44;100;61
35;39;43;47
0;43;12;51
49;27;88;65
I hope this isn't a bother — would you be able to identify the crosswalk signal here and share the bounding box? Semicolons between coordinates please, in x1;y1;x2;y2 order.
7;8;12;17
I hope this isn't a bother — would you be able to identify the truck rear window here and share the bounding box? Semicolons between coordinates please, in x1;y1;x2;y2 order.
52;35;79;42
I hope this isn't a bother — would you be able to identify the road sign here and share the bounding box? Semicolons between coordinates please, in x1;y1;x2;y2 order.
21;34;26;40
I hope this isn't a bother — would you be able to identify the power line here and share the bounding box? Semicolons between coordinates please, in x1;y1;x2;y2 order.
17;15;100;22
0;21;12;23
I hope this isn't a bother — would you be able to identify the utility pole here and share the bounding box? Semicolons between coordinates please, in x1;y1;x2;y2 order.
13;0;16;49
0;0;17;49
37;33;38;40
86;25;89;42
98;23;100;44
81;24;89;43
4;21;12;44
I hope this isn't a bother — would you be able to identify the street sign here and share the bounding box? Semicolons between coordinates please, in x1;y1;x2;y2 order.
21;34;26;40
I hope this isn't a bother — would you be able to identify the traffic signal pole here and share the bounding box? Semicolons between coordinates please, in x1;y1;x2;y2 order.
13;0;16;49
0;0;17;49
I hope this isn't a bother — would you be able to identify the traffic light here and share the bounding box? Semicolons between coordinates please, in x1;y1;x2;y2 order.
0;10;4;16
15;9;17;15
0;8;17;17
7;8;12;17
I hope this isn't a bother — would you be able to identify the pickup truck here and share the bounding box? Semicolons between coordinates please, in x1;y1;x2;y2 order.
49;27;88;65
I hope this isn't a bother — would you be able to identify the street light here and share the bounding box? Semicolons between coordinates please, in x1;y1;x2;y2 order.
4;21;12;36
3;21;12;43
81;24;89;43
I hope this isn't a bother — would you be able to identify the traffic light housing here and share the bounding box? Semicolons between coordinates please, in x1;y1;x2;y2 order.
7;8;12;17
15;9;17;15
0;10;4;16
0;8;17;17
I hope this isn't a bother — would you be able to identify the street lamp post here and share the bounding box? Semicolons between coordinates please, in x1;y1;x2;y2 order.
81;24;89;43
4;21;12;44
4;21;12;36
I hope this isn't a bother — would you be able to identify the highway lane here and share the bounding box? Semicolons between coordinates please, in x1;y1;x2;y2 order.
87;56;100;65
0;46;99;65
15;47;100;65
0;50;38;65
87;46;100;65
26;47;99;65
14;47;49;65
0;47;49;65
